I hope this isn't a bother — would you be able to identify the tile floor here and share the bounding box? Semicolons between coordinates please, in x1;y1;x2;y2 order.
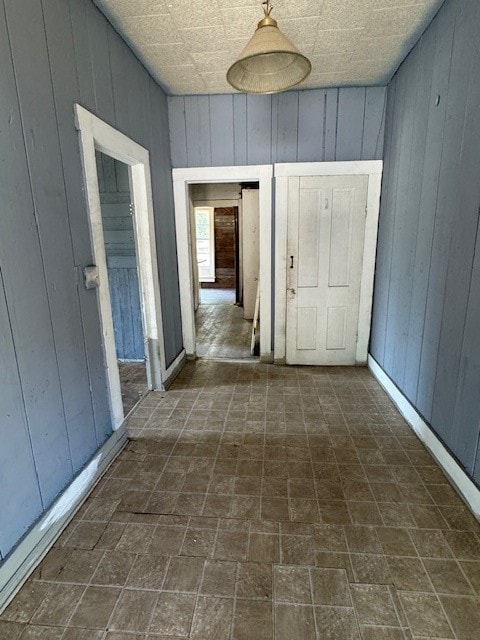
196;294;253;359
1;361;480;640
119;362;148;415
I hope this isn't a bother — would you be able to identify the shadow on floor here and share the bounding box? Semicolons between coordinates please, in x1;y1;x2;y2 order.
119;361;147;415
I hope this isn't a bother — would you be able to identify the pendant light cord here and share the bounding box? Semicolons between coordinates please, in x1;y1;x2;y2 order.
262;1;273;17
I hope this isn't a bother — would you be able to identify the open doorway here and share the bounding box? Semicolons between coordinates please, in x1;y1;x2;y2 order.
172;164;273;361
76;105;166;429
95;151;147;414
190;183;260;359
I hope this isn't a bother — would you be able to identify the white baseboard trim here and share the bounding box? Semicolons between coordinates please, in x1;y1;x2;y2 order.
163;349;186;389
0;426;128;614
368;354;480;520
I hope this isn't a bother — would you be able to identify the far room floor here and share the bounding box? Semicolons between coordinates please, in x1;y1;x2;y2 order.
196;288;254;359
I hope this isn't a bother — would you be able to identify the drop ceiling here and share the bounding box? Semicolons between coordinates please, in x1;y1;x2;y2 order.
93;0;444;95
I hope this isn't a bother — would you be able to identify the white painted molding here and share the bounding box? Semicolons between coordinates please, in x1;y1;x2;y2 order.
368;355;480;519
0;427;128;614
172;165;273;361
273;161;383;364
163;349;186;388
274;160;383;177
75;105;168;424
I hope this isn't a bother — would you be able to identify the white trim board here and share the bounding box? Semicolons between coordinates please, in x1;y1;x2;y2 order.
368;355;480;520
172;165;273;361
274;161;383;364
75;105;167;428
0;427;128;614
163;349;187;389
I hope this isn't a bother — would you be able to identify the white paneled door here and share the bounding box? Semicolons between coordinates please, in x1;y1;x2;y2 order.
285;175;369;365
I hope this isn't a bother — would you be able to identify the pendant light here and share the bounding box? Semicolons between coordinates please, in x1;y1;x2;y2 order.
227;1;312;94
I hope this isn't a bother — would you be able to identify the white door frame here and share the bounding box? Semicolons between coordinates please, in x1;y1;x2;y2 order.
75;104;167;428
274;161;383;365
172;165;273;361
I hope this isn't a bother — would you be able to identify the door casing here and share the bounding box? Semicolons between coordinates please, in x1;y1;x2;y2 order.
76;105;168;428
172;165;273;361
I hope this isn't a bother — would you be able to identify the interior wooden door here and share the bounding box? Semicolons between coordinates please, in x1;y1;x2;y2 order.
285;174;368;365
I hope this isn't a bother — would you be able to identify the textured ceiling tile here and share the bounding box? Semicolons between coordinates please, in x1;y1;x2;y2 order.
314;28;364;53
273;1;326;19
200;71;234;92
311;52;355;71
119;14;182;45
94;0;445;94
354;35;407;60
178;25;230;51
221;6;267;38
142;43;193;67
319;1;371;29
280;17;321;46
157;65;207;93
166;0;223;28
98;0;168;18
191;50;236;72
367;5;427;36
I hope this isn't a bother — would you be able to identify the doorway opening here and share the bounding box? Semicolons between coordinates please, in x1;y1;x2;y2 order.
95;151;147;414
76;105;166;430
191;183;260;359
172;164;273;361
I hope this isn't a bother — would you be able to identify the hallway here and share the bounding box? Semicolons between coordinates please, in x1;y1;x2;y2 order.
196;289;253;359
2;361;479;639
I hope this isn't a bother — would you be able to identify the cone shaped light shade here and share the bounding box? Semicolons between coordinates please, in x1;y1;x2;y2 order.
227;12;311;94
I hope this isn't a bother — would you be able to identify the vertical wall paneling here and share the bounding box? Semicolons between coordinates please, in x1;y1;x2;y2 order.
0;0;181;559
402;23;440;402
297;89;326;162
416;2;472;424
5;0;77;499
335;87;366;161
362;86;387;161
324;89;338;162
374;73;407;371
272;92;299;164
7;0;98;477
369;78;397;366
68;0;96;112
370;0;480;483
383;58;417;382
210;94;234;166
108;29;132;136
432;22;480;467
86;1;115;125
168;86;386;168
246;94;272;165
370;77;397;365
150;80;183;365
185;95;212;166
233;93;247;166
41;0;111;445
451;223;480;472
168;96;188;168
0;269;44;556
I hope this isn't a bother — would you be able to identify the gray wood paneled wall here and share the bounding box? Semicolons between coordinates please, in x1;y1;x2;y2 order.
0;0;181;559
370;0;480;483
168;87;387;167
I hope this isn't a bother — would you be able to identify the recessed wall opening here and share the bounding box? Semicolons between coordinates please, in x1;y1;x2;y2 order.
190;182;260;359
95;151;148;414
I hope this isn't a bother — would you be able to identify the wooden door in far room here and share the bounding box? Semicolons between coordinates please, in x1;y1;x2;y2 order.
286;175;368;365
